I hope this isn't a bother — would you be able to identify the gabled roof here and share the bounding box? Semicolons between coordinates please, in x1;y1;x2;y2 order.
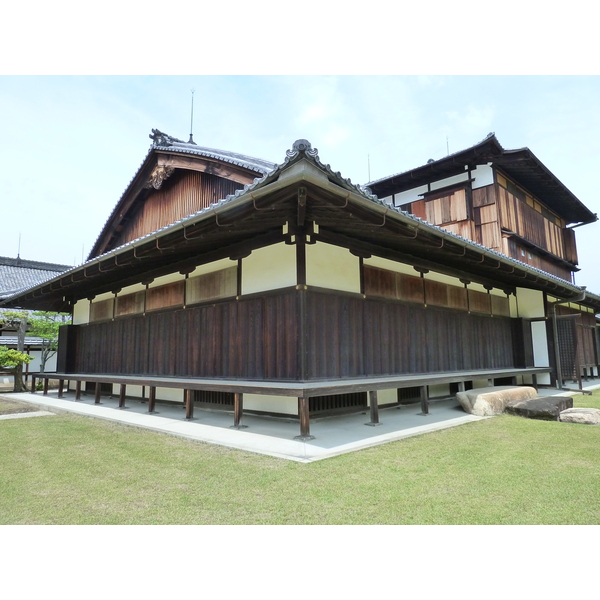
366;133;597;226
0;256;71;300
2;138;600;313
87;130;277;259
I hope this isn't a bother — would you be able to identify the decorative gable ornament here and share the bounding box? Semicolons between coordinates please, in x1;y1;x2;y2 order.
145;165;175;190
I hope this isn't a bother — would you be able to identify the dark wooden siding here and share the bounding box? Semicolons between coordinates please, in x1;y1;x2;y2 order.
66;289;521;382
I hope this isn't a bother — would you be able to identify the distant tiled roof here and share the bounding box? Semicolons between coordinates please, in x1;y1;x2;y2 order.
0;256;71;299
0;336;47;347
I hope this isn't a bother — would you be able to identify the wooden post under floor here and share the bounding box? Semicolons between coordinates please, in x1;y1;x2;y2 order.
94;382;101;404
30;375;36;393
75;381;82;400
43;378;49;396
184;389;194;420
532;374;538;390
148;386;157;413
366;390;381;426
58;379;64;398
295;397;315;440
118;384;127;409
458;381;465;392
232;393;247;429
420;386;429;416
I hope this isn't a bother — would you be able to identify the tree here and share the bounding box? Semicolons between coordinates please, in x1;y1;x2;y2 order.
0;346;32;392
0;309;72;390
28;311;71;373
0;309;29;392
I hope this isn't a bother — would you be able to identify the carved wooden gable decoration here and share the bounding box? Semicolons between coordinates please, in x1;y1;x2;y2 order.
88;130;275;259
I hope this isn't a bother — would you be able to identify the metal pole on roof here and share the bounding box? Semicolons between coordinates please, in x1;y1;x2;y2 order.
188;89;195;144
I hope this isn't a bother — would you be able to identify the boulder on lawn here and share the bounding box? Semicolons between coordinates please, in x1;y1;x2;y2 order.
504;396;573;421
456;386;538;417
558;407;600;425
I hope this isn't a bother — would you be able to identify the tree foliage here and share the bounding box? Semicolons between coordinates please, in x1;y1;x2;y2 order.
28;311;71;372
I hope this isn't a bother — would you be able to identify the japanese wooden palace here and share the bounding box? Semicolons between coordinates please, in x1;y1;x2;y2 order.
3;131;600;438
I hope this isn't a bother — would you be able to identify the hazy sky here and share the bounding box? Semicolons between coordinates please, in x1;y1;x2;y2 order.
1;75;599;293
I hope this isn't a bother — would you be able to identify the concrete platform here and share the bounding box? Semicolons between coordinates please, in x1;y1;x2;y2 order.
3;381;597;463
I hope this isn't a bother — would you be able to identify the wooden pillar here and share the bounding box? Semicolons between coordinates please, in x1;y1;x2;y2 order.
118;384;127;409
43;378;49;396
184;389;194;420
30;375;36;393
295;397;314;440
148;386;157;413
94;382;101;404
58;379;64;398
232;393;247;429
458;381;465;392
532;374;538;390
75;381;82;400
420;386;429;416
366;390;381;426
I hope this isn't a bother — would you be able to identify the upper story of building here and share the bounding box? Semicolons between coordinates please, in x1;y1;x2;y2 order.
366;133;597;283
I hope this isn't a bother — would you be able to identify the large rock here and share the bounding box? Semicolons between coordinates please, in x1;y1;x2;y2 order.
504;396;573;421
559;407;600;425
456;386;538;417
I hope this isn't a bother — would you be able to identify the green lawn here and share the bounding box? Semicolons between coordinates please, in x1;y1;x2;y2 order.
1;392;599;525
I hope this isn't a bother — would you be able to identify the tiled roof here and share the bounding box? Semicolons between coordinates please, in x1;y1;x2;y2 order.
0;257;71;299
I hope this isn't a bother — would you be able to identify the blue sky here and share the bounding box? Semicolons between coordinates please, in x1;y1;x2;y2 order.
1;75;599;293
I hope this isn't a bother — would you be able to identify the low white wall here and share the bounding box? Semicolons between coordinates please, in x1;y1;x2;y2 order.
243;393;297;415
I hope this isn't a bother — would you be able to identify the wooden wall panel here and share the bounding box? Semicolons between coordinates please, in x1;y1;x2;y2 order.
146;281;185;312
68;290;299;381
468;289;491;314
90;299;113;322
472;185;496;208
187;267;237;305
304;290;516;378
118;171;243;247
116;291;145;317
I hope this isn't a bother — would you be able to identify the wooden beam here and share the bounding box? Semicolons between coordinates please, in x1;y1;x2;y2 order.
118;384;127;409
184;389;194;420
148;386;157;413
295;397;314;440
232;393;247;429
420;386;429;415
366;390;381;426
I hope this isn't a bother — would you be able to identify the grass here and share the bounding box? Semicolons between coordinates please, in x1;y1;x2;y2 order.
1;392;599;524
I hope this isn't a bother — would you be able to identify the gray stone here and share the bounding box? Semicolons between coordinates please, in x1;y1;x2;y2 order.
504;396;573;421
456;386;538;417
559;407;600;425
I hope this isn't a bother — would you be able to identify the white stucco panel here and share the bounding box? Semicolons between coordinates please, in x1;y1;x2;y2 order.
471;164;494;189
306;242;360;293
242;243;296;295
516;288;545;318
73;299;90;325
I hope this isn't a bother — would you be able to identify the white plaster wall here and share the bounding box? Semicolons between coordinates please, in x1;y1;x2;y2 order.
430;171;470;191
24;350;57;373
531;321;550;368
368;388;397;406
306;242;360;293
118;282;146;296
73;300;90;325
509;294;518;318
244;393;297;415
364;256;417;277
92;291;114;302
516;288;545;318
155;387;186;402
392;184;429;207
241;242;296;295
471;164;494;189
428;384;451;398
148;271;185;288
189;258;237;278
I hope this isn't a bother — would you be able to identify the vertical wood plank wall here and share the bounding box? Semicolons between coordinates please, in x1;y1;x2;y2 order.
63;288;522;381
